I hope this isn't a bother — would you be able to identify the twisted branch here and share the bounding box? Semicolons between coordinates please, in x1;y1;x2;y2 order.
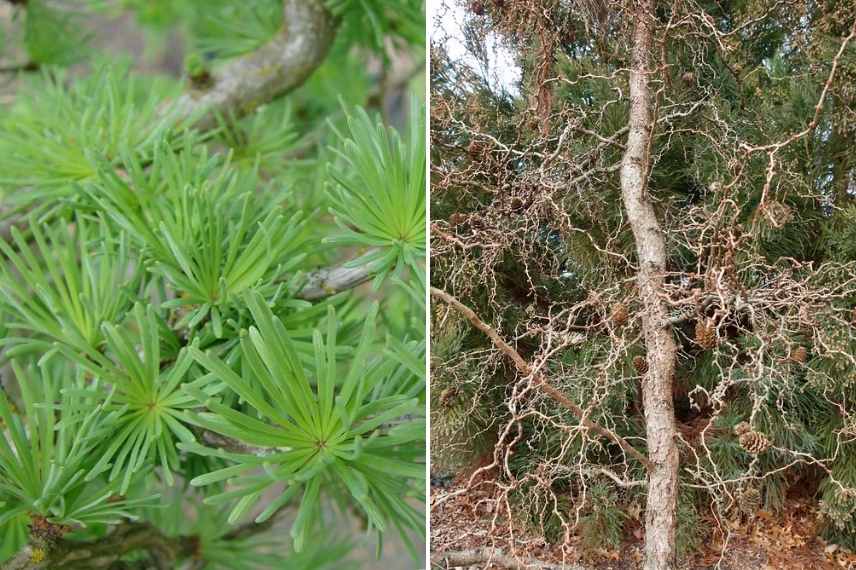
430;286;653;471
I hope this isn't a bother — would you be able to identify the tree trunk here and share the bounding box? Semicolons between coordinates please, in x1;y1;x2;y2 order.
618;2;680;569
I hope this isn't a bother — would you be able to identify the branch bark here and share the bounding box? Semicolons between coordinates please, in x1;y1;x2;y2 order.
171;0;335;130
619;2;680;569
1;506;295;570
430;287;652;471
0;523;189;570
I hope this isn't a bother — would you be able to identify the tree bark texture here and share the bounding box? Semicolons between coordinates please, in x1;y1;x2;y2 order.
618;2;680;569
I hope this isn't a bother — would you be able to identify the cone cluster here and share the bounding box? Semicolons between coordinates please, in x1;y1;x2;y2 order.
466;139;485;158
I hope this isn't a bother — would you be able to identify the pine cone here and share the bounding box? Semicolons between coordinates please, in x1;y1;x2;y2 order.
633;355;649;375
694;319;717;349
739;430;770;454
733;421;751;436
763;200;793;228
449;212;467;226
851;307;856;326
737;486;762;516
789;345;808;364
466;139;484;158
439;387;460;408
611;303;628;327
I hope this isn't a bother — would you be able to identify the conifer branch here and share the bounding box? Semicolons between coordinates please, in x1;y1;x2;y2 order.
171;0;336;130
1;510;296;570
429;287;653;471
0;523;188;570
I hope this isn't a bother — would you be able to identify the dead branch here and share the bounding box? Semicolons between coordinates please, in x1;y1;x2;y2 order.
431;547;589;569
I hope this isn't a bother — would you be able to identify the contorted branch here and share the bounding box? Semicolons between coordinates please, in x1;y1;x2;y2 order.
430;286;653;471
172;0;336;130
431;547;590;569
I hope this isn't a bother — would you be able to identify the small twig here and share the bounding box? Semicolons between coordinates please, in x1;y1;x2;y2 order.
430;287;653;471
296;251;377;300
589;467;647;488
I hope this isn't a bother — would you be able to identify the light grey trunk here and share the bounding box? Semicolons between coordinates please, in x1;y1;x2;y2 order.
618;2;680;569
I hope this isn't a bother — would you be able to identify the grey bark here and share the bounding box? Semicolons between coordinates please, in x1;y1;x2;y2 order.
618;2;680;569
171;0;335;130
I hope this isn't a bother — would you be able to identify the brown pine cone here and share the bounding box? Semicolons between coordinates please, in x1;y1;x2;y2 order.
449;212;467;226
695;319;717;349
739;431;770;454
789;345;808;364
466;139;484;158
611;303;628;326
439;387;460;408
633;355;649;375
733;421;751;436
737;486;762;516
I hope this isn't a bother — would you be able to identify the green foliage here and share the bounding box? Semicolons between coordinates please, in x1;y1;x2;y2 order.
0;67;181;196
24;0;90;65
326;0;424;53
88;150;310;322
328;103;426;285
144;491;353;569
183;293;424;551
188;0;282;60
62;305;198;492
0;362;153;528
578;484;627;552
215;102;301;169
0;216;136;358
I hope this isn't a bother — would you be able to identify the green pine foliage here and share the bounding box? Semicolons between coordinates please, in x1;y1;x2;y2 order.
0;1;424;568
